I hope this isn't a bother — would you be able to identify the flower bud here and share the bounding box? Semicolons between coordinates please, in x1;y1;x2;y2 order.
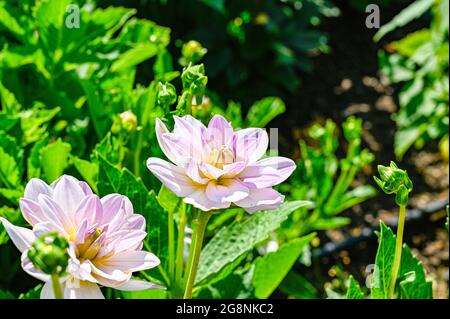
156;82;177;110
27;232;69;275
181;40;207;65
343;116;362;142
374;161;413;206
181;64;208;100
120;110;138;133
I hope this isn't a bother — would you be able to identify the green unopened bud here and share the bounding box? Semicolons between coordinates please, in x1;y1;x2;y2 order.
343;116;362;142
120;110;138;133
27;232;69;275
360;149;375;166
181;40;207;65
156;82;177;110
181;64;208;100
374;161;413;206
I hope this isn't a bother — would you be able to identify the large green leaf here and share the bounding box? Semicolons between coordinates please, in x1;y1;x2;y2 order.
196;200;312;285
398;245;432;299
35;0;72;59
80;80;111;140
40;138;71;184
253;233;316;298
0;147;20;189
195;264;256;299
0;134;22;188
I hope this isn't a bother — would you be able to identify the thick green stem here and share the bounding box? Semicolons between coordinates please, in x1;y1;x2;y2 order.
389;204;406;299
51;274;63;299
183;211;211;299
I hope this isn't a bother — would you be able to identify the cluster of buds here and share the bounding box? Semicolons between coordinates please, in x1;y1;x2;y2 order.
374;161;413;206
181;63;208;104
27;232;69;276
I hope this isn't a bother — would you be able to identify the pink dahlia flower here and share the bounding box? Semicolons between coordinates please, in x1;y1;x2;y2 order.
147;115;296;213
0;176;160;299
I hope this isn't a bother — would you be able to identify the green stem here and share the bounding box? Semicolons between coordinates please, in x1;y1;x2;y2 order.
175;203;187;287
168;204;176;280
389;204;406;299
183;211;211;299
326;167;349;211
341;166;358;195
133;131;144;177
51;274;63;299
143;241;171;286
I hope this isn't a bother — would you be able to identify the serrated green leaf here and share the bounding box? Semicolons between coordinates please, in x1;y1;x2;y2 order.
397;245;432;299
371;222;396;299
0;147;20;189
253;233;316;298
0;134;22;188
346;275;365;299
196;200;312;285
195;264;256;299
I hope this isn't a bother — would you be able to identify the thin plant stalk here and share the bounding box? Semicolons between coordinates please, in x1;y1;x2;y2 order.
175;203;187;287
389;204;406;299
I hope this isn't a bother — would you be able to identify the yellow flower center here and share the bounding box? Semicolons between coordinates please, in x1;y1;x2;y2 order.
207;145;234;168
77;228;103;261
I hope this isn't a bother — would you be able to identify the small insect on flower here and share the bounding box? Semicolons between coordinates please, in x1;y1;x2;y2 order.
147;115;296;213
0;175;161;299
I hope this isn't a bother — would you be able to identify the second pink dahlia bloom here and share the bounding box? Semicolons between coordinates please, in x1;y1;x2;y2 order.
147;115;296;213
0;176;160;299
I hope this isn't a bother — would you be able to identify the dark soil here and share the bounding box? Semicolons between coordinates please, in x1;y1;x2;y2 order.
275;2;449;298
